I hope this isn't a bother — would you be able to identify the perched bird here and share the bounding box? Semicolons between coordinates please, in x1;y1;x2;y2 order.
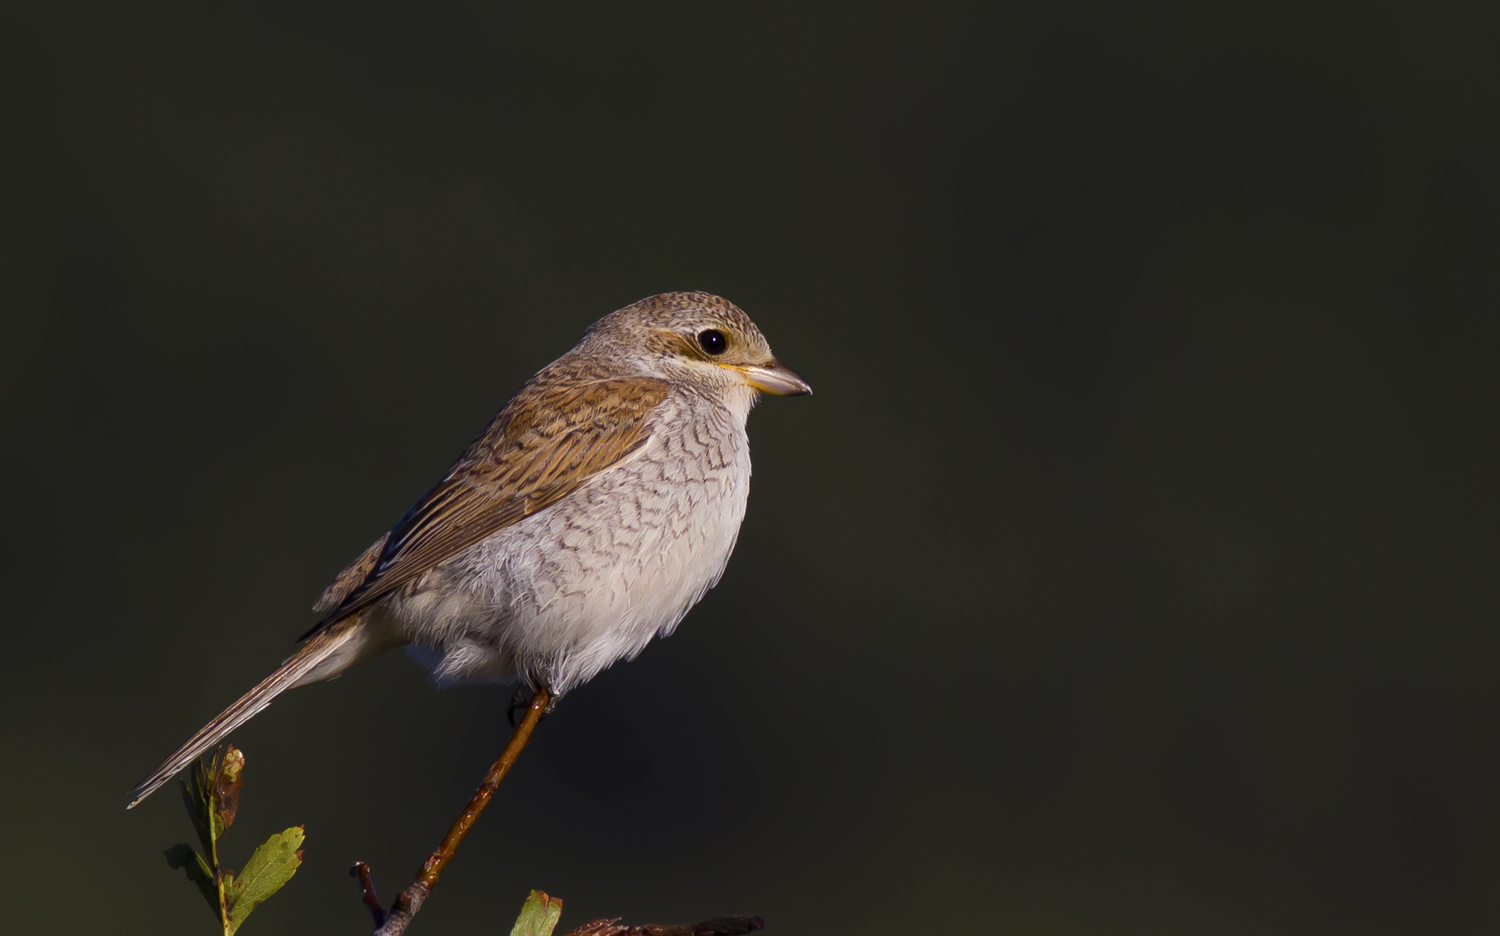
129;291;809;808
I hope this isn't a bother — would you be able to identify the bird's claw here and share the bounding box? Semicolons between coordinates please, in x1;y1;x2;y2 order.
507;685;555;727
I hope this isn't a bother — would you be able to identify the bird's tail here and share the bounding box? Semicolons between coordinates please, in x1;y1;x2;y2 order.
127;611;384;808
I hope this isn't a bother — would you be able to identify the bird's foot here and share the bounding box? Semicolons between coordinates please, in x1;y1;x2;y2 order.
507;684;556;727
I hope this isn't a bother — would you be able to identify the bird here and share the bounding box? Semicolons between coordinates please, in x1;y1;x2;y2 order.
128;291;810;809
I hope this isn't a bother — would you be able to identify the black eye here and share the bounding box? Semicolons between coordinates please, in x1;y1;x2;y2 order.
697;329;728;355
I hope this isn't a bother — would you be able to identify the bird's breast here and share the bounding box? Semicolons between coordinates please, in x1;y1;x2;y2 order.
394;394;754;692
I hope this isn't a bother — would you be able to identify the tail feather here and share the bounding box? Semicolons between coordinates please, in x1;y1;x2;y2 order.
127;616;368;809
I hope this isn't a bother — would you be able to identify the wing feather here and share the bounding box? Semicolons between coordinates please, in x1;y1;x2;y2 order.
302;375;669;638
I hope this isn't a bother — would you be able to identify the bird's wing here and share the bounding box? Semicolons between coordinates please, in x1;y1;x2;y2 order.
312;531;389;614
303;375;670;637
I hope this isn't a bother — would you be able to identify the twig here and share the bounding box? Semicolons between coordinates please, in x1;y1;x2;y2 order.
350;861;384;928
561;916;765;936
355;687;552;936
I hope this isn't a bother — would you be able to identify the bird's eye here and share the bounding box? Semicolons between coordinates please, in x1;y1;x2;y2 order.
697;329;728;355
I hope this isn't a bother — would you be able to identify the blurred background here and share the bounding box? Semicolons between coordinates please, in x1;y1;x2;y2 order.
3;1;1498;933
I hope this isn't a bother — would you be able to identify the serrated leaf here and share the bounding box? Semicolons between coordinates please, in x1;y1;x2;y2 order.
214;747;245;833
509;890;564;936
223;825;304;934
165;843;220;919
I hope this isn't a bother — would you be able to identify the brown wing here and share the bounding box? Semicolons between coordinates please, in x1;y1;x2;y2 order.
313;532;389;613
303;375;670;637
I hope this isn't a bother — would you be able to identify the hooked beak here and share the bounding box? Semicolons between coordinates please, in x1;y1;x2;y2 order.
729;360;813;396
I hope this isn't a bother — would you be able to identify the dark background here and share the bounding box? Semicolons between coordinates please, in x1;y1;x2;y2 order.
3;2;1498;933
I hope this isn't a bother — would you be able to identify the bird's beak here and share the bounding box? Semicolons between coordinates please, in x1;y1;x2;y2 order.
729;360;812;396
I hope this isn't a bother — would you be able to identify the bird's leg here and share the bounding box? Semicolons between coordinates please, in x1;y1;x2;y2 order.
370;686;551;936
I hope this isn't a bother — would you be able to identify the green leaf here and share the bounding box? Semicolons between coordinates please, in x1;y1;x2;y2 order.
509;890;564;936
164;843;220;920
181;771;215;861
223;826;304;934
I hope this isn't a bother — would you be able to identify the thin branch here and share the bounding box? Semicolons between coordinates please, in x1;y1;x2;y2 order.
350;861;384;929
561;916;765;936
356;687;552;936
418;686;550;889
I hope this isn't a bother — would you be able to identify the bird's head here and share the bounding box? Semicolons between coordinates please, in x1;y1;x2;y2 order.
586;291;812;399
